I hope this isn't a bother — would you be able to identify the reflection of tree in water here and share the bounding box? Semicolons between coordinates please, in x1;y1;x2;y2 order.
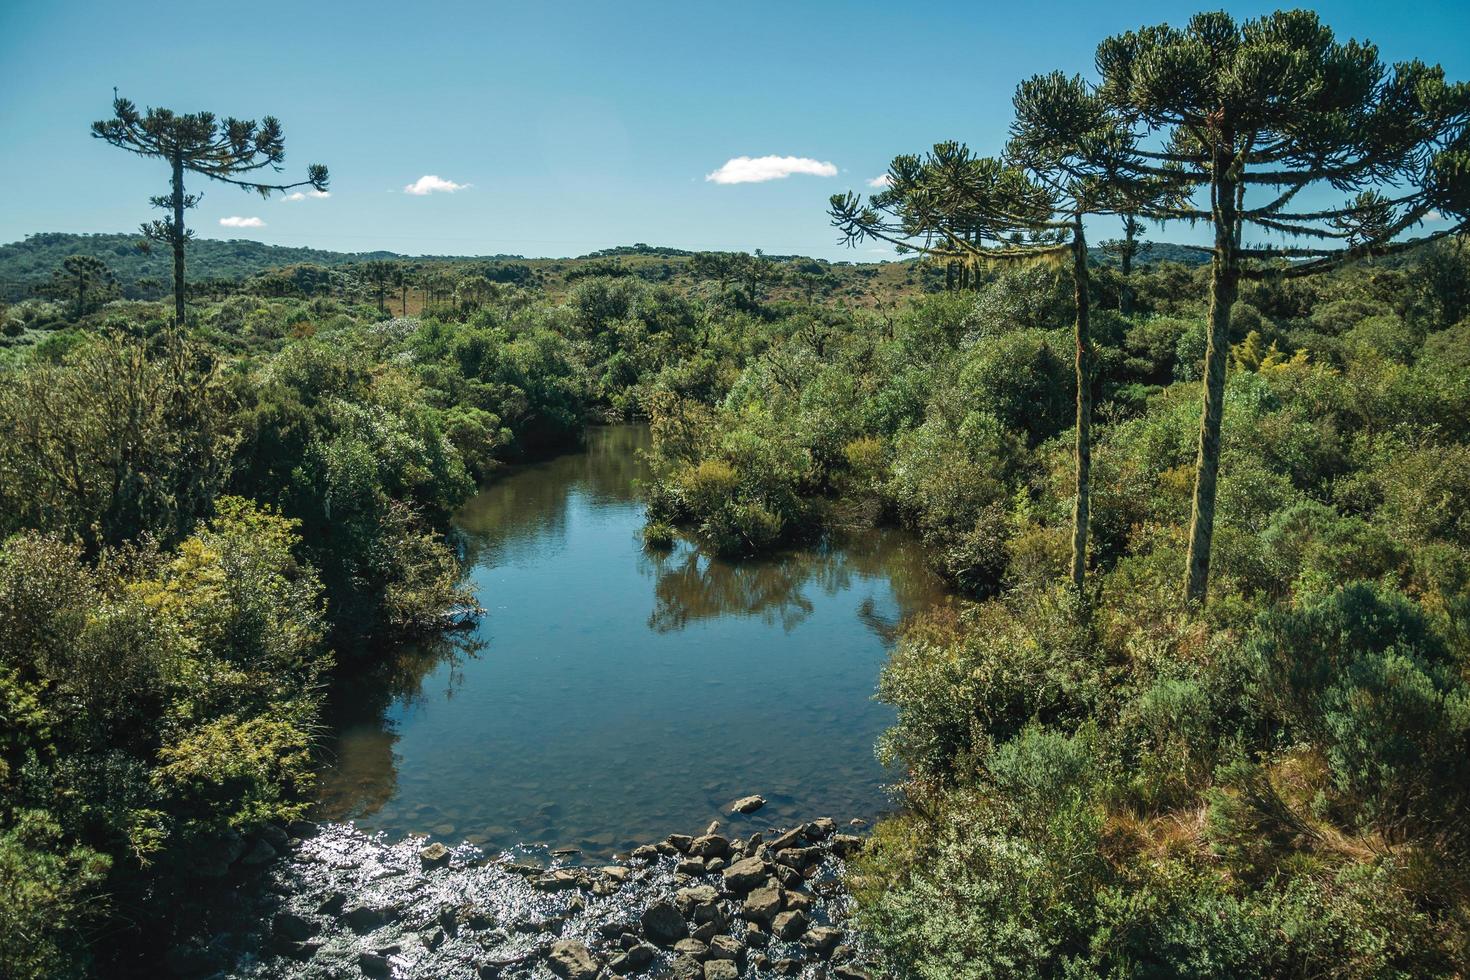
643;528;944;641
313;631;485;823
455;425;651;570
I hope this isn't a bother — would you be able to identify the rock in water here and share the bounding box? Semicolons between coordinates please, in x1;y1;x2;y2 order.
772;909;809;940
419;842;451;868
728;795;766;814
704;960;740;980
641;900;689;946
548;939;600;980
721;856;767;892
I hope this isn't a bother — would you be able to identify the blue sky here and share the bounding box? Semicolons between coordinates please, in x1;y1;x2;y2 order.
1;0;1466;260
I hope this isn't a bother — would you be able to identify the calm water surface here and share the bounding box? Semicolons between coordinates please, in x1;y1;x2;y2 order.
314;425;944;858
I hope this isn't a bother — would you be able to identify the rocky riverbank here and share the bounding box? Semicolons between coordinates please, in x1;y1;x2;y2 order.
179;814;884;979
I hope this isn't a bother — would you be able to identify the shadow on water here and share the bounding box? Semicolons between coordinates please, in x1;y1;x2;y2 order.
313;425;945;860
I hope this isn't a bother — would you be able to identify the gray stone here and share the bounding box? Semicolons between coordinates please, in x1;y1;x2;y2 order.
673;938;709;960
548;939;600;980
344;905;386;933
772;909;808;940
534;869;580;892
676;884;719;917
784;889;816;914
704;961;740;980
721;856;767;892
420;842;451;868
273;911;318;942
640;900;689;946
742;885;782;925
316;891;346;916
670;954;704;980
769;828;803;850
728;795;766;814
708;935;745;964
608;942;657;974
358;951;390;976
690;834;729;859
803;926;844;957
805;817;837;840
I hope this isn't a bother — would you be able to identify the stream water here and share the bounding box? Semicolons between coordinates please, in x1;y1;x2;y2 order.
313;425;944;860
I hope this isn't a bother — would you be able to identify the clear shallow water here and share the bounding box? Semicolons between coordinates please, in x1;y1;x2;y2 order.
314;425;944;859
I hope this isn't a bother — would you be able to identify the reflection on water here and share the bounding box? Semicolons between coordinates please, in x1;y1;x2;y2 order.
314;425;945;858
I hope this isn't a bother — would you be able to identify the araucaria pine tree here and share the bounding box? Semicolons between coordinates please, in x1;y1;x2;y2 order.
91;93;329;329
1095;10;1470;604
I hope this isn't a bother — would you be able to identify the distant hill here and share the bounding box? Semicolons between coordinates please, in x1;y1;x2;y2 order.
0;233;529;301
0;231;1213;305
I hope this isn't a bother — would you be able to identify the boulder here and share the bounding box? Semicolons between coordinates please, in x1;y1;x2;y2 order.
357;951;390;976
548;939;600;980
708;934;745;964
728;795;766;814
675;884;720;921
783;889;816;914
670;954;704;980
831;834;864;856
676;857;707;877
600;865;631;882
344;905;387;933
690;834;729;859
533;870;580;892
420;842;451;869
704;961;740;980
769;828;804;850
691;919;719;943
805;817;837;840
608;942;657;974
721;856;767;892
673;938;710;961
745;921;769;948
272;911;318;943
640;900;689;946
772;909;808;941
803;926;844;957
316;891;346;916
742;885;782;925
666;834;695;853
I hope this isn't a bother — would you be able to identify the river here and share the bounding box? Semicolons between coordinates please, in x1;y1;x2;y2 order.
312;425;944;860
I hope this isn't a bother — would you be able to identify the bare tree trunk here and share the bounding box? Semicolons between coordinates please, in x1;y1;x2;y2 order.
1185;147;1240;605
1070;216;1093;591
171;151;186;330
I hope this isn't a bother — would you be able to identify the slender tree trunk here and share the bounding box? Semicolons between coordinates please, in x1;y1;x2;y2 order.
1184;147;1240;605
171;151;186;330
1070;216;1093;591
1119;218;1135;314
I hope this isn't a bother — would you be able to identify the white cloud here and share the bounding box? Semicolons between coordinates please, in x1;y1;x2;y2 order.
403;175;469;195
1426;209;1444;221
867;173;893;188
705;155;838;184
282;189;331;202
219;216;265;228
